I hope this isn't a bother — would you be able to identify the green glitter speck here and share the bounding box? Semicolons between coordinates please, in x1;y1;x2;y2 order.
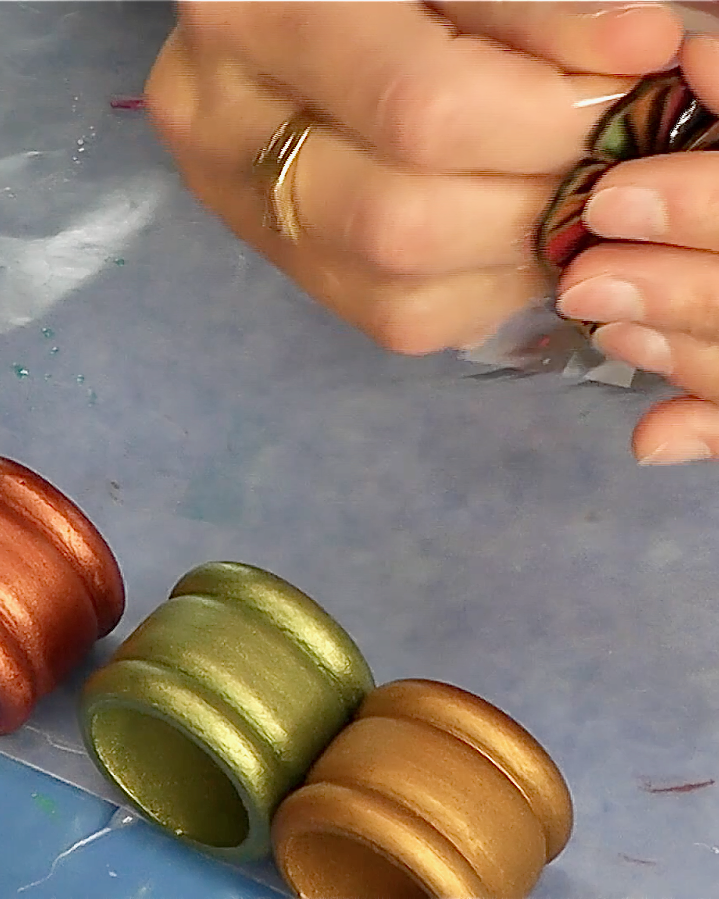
31;792;58;818
42;327;55;339
76;374;85;384
12;364;29;379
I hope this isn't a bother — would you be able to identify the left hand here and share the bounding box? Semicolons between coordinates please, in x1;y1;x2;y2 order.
145;2;680;355
556;33;719;466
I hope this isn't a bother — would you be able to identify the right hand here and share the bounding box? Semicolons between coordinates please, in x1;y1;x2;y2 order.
146;2;682;354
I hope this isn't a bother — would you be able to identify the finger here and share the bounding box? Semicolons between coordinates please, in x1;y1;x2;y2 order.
580;152;719;252
180;151;545;353
557;243;719;343
147;31;543;353
145;27;294;166
633;396;719;465
293;140;557;275
178;1;633;175
681;32;719;115
592;321;719;403
434;2;683;75
148;29;559;276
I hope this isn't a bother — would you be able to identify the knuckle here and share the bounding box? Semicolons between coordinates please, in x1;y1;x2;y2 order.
376;75;452;171
177;2;223;39
685;282;719;341
143;72;181;148
143;33;198;151
698;187;719;248
144;88;192;153
346;180;433;274
364;292;449;356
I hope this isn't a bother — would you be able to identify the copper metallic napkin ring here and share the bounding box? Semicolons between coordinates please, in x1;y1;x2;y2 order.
0;457;124;734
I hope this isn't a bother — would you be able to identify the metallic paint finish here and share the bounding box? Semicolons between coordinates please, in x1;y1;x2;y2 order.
273;679;573;899
0;458;125;734
80;561;374;862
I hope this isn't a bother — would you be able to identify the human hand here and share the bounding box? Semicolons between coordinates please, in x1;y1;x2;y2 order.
146;2;681;354
556;34;719;466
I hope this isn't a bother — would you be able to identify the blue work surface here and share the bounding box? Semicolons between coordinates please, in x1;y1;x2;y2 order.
2;3;719;898
0;754;283;899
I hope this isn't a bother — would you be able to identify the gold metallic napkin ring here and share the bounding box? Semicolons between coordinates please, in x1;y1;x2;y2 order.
252;113;316;242
273;679;574;899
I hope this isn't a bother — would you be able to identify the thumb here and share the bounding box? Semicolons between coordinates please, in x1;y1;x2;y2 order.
434;2;683;76
681;31;719;113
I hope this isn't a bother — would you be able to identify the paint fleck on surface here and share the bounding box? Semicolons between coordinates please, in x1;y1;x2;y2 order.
31;792;58;818
12;364;29;379
109;96;145;110
76;374;85;384
640;778;715;794
41;327;55;339
50;346;59;355
619;853;657;866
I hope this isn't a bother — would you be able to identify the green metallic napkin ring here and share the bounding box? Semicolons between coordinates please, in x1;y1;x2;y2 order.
80;561;374;862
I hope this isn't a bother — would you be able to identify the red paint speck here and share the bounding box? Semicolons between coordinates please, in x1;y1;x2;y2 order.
110;96;145;111
640;778;715;795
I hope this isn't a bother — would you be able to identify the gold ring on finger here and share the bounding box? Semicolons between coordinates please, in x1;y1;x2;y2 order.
252;112;316;242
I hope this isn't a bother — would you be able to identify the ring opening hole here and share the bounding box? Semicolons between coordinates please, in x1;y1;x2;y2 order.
91;707;249;847
283;832;432;899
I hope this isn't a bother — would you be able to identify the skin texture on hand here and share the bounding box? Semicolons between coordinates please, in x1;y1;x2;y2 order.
556;33;719;465
433;1;684;74
146;2;683;359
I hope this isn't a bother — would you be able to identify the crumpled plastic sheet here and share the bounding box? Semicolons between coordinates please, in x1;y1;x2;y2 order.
460;299;643;389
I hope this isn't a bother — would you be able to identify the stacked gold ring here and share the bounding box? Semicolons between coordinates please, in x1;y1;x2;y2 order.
252;113;316;242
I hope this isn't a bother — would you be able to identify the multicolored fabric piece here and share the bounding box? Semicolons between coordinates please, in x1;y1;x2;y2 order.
537;69;719;283
464;70;719;388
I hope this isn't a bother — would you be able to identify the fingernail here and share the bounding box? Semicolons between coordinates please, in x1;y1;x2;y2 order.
610;3;668;19
684;32;719;46
584;187;668;240
638;440;712;466
592;323;673;375
557;277;644;323
578;2;664;19
569;76;631;110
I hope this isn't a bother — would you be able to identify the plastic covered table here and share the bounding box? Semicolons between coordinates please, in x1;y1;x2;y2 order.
2;4;719;899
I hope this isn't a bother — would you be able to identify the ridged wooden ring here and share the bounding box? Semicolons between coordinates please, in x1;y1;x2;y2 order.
80;561;374;862
273;679;573;899
0;458;124;734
